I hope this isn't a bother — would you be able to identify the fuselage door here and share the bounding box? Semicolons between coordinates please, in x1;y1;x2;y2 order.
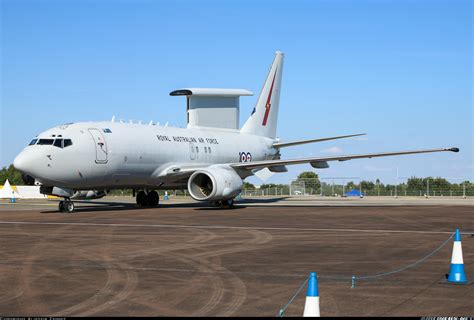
190;142;197;160
88;128;108;163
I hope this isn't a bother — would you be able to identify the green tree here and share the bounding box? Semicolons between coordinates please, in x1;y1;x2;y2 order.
260;183;277;189
407;176;424;190
296;171;320;194
345;181;357;191
360;180;375;191
0;165;24;185
242;181;255;189
431;177;450;190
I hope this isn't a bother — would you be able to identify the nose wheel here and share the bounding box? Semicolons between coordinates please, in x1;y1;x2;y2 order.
58;199;75;213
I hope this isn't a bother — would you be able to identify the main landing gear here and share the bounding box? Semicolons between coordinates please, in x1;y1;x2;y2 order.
211;199;234;209
58;199;75;213
136;190;159;207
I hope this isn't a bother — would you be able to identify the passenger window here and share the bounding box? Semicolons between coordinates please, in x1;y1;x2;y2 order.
204;147;207;153
54;139;63;148
196;146;199;153
63;139;73;148
37;139;54;145
209;147;211;154
29;139;38;146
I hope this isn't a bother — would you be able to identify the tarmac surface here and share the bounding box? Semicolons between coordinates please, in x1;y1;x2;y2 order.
0;197;473;316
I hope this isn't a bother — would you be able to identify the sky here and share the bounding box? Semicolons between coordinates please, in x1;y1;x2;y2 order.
1;0;472;185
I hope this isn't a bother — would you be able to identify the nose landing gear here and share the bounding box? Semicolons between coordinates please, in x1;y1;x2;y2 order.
58;199;75;213
136;190;159;207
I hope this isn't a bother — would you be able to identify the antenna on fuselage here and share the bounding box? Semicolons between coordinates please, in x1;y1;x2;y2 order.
165;122;169;127
111;115;115;122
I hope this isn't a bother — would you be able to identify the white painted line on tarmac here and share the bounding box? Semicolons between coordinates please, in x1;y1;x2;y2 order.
0;220;456;235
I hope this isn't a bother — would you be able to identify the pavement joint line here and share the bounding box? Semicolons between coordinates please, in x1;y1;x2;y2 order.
0;220;456;234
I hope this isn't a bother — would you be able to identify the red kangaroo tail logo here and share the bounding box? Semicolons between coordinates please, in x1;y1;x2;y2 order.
262;67;278;126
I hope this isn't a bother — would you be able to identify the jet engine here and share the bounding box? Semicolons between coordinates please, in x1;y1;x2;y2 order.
187;166;243;201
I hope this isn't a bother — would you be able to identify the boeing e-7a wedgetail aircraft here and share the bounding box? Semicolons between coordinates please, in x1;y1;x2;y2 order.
13;52;459;212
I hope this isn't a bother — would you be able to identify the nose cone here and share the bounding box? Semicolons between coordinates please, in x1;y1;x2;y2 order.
13;150;36;175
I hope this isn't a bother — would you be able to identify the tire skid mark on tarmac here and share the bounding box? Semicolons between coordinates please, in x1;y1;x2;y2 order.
192;229;273;316
116;227;219;260
193;229;273;260
1;224;75;312
130;245;225;316
117;228;263;316
0;225;32;305
83;260;139;316
52;252;138;316
88;227;225;316
188;229;275;315
2;225;251;316
168;251;235;317
191;227;219;243
51;225;137;316
118;238;214;260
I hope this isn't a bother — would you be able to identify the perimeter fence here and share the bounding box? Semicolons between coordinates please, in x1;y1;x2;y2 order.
241;177;473;198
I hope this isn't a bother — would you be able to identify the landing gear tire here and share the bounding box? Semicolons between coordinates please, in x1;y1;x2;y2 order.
213;199;234;209
64;201;75;213
59;200;74;213
137;190;159;207
222;199;234;208
146;191;159;207
58;201;65;212
136;191;148;206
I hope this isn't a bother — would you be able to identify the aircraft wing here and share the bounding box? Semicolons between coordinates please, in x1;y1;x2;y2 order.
273;133;366;148
231;147;459;171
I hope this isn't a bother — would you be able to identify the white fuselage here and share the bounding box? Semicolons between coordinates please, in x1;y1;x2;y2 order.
14;121;277;190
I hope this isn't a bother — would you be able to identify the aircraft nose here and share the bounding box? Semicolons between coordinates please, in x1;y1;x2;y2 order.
13;151;36;174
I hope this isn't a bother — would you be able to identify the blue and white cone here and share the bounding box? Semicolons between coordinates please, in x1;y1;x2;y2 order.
447;229;468;284
303;272;320;317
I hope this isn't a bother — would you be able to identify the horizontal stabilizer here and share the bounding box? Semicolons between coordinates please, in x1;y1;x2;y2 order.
273;133;366;148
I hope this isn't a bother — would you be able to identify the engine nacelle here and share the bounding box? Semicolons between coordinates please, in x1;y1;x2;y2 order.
187;166;243;201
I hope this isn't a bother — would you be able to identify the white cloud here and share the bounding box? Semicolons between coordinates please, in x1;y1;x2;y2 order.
321;146;343;154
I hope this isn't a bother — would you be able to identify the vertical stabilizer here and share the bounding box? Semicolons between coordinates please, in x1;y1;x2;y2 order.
241;51;284;138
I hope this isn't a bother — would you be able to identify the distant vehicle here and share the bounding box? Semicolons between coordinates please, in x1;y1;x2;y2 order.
294;191;302;195
13;52;459;212
345;189;364;197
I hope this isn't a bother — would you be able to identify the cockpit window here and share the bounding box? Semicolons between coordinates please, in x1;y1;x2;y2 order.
37;139;54;145
33;138;72;147
64;139;73;147
54;139;63;148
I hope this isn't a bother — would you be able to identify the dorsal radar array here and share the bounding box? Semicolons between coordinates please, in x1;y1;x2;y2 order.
170;88;253;130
